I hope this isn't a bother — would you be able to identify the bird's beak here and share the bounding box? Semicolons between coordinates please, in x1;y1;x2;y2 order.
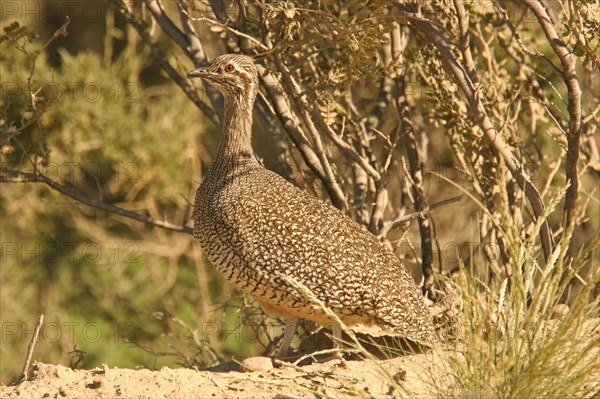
187;67;209;79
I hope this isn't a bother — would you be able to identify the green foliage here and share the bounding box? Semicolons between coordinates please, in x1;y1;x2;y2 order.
0;23;240;381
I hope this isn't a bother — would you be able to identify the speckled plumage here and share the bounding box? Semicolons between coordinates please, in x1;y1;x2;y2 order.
188;54;438;351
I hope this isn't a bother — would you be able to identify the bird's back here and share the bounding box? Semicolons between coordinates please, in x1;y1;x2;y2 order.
193;159;438;346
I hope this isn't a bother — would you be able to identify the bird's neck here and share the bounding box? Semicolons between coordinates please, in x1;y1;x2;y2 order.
213;94;257;170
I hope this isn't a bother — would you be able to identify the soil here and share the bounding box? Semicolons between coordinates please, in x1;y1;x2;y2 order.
0;352;444;398
4;317;597;398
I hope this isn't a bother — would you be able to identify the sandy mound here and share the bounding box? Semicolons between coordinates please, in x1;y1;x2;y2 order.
1;353;443;398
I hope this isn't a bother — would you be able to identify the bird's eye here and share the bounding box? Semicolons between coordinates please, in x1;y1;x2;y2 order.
224;64;234;72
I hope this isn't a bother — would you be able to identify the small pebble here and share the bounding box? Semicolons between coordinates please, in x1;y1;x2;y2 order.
92;376;103;388
239;356;274;372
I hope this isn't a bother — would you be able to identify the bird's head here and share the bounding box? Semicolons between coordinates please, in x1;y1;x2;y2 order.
187;54;258;102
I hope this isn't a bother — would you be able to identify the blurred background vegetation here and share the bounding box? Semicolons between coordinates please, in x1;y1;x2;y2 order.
1;0;598;387
0;1;246;380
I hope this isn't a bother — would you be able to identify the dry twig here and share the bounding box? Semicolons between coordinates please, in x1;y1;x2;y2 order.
18;314;44;383
1;169;192;234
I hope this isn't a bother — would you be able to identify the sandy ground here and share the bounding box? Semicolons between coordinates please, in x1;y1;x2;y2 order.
4;318;597;398
0;352;444;399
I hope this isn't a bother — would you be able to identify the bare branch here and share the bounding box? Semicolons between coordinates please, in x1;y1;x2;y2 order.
114;0;218;124
1;169;193;235
280;82;347;210
270;59;349;211
453;0;478;84
208;0;229;23
183;13;268;51
176;0;225;121
393;2;555;262
317;117;382;182
388;21;435;297
144;0;188;51
276;59;381;183
522;0;583;251
492;2;562;75
377;195;463;238
257;69;328;182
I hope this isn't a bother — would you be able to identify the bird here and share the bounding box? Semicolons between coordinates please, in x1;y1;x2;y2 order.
187;54;439;356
